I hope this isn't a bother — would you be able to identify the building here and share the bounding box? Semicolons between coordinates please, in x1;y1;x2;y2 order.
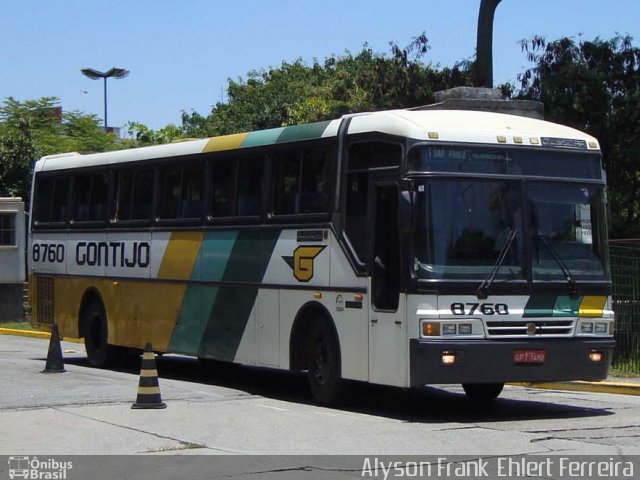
0;198;26;322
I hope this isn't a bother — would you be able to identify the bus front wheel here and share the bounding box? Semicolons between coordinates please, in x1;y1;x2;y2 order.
307;320;343;406
462;382;504;402
83;298;113;368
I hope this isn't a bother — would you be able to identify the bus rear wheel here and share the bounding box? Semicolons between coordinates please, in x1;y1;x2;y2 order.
307;320;343;406
83;298;114;368
462;382;504;402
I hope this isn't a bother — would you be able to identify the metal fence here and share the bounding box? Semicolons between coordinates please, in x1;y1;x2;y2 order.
610;243;640;374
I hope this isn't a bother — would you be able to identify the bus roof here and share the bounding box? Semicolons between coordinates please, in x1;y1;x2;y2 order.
35;109;600;173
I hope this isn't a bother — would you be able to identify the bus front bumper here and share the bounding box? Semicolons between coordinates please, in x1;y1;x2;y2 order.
409;338;615;386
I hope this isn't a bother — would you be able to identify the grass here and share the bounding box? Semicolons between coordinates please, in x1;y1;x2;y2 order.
610;357;640;377
0;321;40;331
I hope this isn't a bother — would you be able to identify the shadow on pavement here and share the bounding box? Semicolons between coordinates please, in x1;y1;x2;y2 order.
59;353;614;425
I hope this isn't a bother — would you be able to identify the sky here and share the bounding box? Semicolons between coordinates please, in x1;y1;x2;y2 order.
2;0;639;132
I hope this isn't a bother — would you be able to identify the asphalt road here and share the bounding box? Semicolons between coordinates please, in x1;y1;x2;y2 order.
1;335;640;459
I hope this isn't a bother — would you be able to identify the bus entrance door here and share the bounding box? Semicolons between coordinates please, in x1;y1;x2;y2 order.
368;183;407;387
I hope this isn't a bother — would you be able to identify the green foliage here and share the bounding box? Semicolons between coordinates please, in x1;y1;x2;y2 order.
517;35;640;238
181;35;474;137
0;97;118;201
127;121;184;145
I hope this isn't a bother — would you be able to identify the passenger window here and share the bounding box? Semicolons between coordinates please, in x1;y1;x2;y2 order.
114;168;154;221
273;151;299;215
300;149;329;213
272;147;330;215
158;163;203;219
35;178;54;223
73;173;107;222
51;177;70;223
210;159;236;218
237;157;263;216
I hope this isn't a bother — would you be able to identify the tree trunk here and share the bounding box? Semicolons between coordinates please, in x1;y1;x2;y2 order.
475;0;502;88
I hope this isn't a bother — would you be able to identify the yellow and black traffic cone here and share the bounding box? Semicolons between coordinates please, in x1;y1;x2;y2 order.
42;324;66;373
131;342;166;409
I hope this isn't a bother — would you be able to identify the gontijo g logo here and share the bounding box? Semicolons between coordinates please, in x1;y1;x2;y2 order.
282;246;326;282
8;457;72;479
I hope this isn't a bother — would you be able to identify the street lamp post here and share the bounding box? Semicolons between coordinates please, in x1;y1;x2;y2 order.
80;67;129;130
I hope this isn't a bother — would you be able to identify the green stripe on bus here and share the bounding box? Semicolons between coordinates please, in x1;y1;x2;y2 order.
552;295;581;317
239;121;332;149
169;231;238;355
198;229;281;361
523;295;582;317
241;128;285;148
276;121;332;144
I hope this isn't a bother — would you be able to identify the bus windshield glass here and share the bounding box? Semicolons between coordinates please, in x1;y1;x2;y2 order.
412;178;609;283
528;183;608;281
413;179;525;281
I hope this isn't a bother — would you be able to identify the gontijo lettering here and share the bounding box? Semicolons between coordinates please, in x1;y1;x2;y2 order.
76;241;150;268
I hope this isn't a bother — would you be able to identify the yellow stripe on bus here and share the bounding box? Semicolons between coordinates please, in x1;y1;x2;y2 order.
578;296;607;317
157;232;204;280
203;133;248;152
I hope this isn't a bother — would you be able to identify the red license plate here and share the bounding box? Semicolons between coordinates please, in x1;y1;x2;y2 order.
513;349;546;364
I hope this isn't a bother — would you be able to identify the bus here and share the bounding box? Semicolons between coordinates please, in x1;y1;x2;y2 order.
29;108;615;405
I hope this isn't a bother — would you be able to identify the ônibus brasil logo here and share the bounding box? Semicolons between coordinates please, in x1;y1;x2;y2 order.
8;457;72;480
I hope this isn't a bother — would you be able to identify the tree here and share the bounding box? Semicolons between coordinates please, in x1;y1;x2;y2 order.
0;97;118;201
475;0;502;87
180;37;474;137
517;35;640;238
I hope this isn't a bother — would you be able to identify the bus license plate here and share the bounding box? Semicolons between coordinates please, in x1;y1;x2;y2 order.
513;349;546;364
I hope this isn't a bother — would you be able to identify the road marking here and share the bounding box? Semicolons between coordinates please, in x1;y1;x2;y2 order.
255;404;289;412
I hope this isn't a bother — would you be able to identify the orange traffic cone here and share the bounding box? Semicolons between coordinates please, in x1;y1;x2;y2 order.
42;324;66;373
131;343;166;409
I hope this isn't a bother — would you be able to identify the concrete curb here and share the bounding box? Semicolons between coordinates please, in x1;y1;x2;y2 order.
0;327;83;344
0;327;50;339
510;380;640;396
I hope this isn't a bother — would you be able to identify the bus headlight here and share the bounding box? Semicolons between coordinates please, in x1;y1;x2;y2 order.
458;324;472;335
442;324;456;335
594;322;608;333
580;322;594;334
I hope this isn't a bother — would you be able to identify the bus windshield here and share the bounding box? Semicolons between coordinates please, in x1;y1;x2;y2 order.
412;178;609;283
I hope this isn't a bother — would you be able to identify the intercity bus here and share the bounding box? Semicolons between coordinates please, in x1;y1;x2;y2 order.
29;108;615;405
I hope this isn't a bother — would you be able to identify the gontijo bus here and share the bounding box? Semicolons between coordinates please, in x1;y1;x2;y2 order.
29;108;614;405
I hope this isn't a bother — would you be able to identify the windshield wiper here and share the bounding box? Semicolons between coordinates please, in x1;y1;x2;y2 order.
537;235;580;298
476;229;517;299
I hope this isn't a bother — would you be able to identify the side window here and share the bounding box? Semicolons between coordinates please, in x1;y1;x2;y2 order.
344;172;368;261
158;163;204;220
273;151;299;215
300;149;329;213
348;142;401;170
114;168;154;221
51;177;70;223
344;141;401;263
0;213;16;245
271;147;330;216
73;172;108;222
131;169;154;220
159;166;182;219
35;178;54;223
210;158;236;218
35;176;70;225
237;157;264;216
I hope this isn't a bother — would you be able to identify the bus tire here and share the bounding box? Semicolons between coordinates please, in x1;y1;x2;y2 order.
82;298;113;368
307;319;343;406
462;382;504;402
